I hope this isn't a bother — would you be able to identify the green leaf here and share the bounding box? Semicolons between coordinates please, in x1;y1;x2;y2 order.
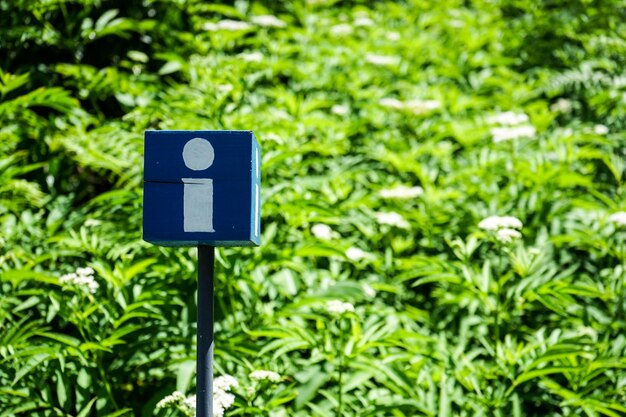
176;360;196;393
36;332;81;347
56;369;67;409
294;365;330;409
12;353;50;385
158;61;183;75
102;409;134;417
514;366;577;385
76;398;97;417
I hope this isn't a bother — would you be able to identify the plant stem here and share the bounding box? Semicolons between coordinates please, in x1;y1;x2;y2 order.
494;243;503;357
615;237;625;324
337;318;346;417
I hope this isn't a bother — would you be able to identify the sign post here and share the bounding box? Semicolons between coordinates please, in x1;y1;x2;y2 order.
143;130;261;417
197;245;214;417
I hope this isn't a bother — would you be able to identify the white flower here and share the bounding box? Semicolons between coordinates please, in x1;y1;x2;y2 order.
354;16;374;27
203;22;219;31
250;370;281;382
213;391;235;417
84;219;101;227
365;54;399;66
326;300;355;315
331;104;349;116
608;212;626;227
404;99;440;114
478;215;523;231
59;273;78;283
379;98;439;114
160;388;235;417
238;51;263;62
176;375;238;417
487;111;529;125
379;185;424;199
375;212;410;229
330;23;353;36
213;375;239;392
495;228;522;244
311;223;334;239
362;283;376;298
156;391;185;409
204;20;252;31
216;84;233;93
346;247;367;261
379;97;405;109
491;125;536;142
76;267;94;276
386;31;401;41
550;98;573;113
594;124;609;135
251;15;286;28
183;394;196;410
59;267;99;294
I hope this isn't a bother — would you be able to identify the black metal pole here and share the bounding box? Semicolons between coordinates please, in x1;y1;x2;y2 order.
197;245;214;417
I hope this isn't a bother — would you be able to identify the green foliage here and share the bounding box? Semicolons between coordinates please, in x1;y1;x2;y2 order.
1;0;625;416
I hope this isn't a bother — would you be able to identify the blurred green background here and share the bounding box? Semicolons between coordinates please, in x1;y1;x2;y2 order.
1;0;625;416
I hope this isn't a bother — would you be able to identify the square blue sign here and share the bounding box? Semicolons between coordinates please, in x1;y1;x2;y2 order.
143;130;261;247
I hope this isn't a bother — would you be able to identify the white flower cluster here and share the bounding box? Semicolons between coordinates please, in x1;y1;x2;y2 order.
328;14;373;36
213;374;238;416
214;374;239;392
478;216;523;230
250;15;286;28
156;391;186;410
487;111;535;143
380;185;424;199
354;16;374;27
362;283;376;298
375;211;410;229
183;395;195;412
201;375;240;417
495;228;522;244
326;300;355;315
331;104;350;116
379;98;440;114
330;23;353;36
365;54;399;66
249;370;281;383
203;20;252;32
156;375;238;417
487;111;529;125
491;125;536;143
608;212;626;227
345;247;367;261
238;51;263;62
311;223;334;240
594;124;609;135
59;267;99;294
378;98;404;109
478;215;523;244
550;98;573;113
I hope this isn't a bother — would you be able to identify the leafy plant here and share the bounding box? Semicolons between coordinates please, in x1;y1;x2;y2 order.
1;0;625;416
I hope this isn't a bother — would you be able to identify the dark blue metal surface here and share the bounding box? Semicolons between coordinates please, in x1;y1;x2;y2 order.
143;130;261;247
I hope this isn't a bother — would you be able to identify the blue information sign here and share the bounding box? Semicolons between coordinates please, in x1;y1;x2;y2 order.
143;130;261;247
